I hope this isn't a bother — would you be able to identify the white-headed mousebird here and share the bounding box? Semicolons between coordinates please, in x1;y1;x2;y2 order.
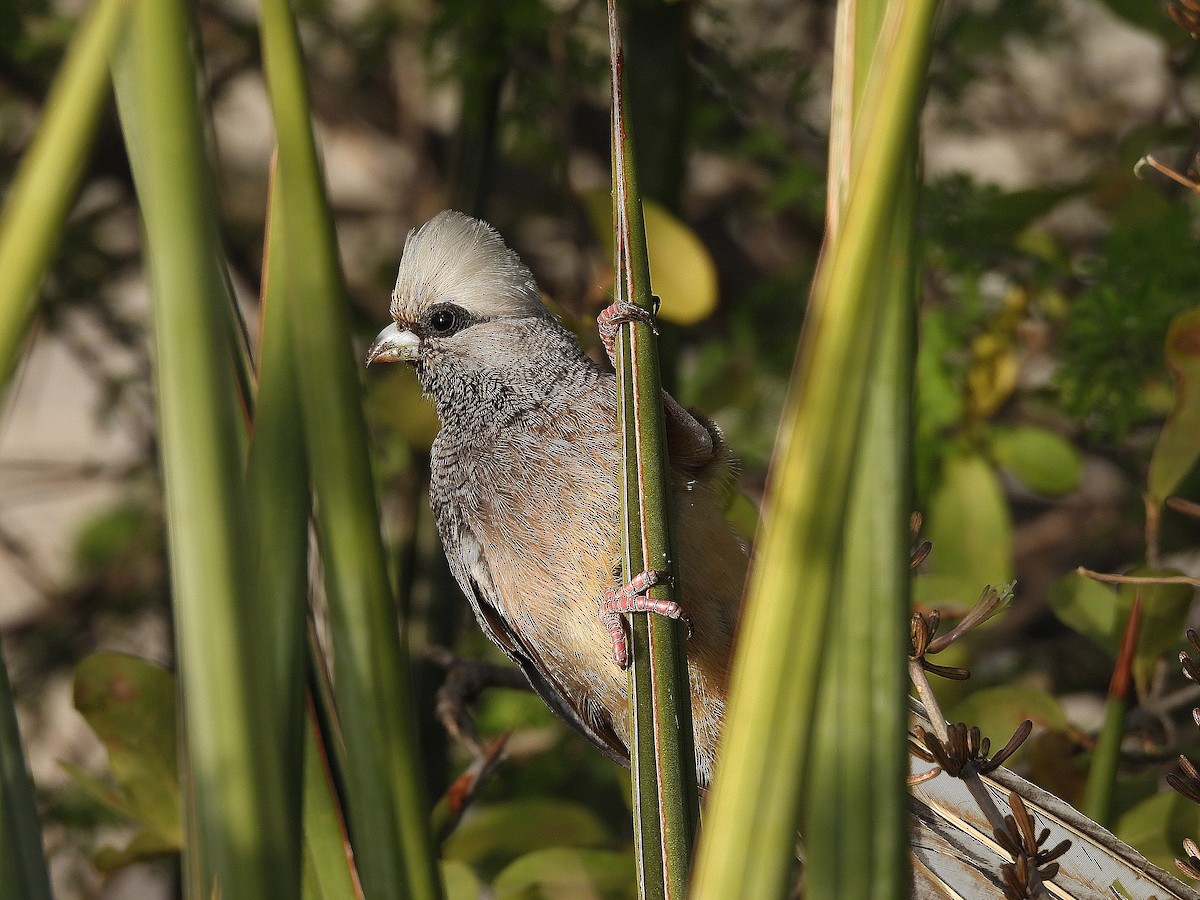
367;209;746;786
367;211;1200;899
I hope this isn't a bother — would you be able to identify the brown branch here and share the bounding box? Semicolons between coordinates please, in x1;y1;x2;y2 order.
1077;567;1200;588
423;645;529;754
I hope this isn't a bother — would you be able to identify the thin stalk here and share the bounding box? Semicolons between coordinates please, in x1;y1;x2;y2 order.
0;641;52;900
1083;593;1142;826
111;0;289;892
691;2;940;896
608;4;700;898
0;0;130;393
257;1;441;897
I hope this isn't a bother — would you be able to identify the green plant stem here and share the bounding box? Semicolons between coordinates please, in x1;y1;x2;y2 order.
608;4;700;897
1084;695;1128;828
1083;594;1142;827
691;2;939;896
257;1;441;897
0;0;130;394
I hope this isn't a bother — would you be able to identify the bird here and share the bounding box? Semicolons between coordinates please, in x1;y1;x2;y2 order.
366;209;748;786
367;211;1200;899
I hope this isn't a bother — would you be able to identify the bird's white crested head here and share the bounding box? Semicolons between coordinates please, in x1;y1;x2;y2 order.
389;210;549;325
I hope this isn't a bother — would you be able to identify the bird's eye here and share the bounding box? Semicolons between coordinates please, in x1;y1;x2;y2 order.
429;307;458;334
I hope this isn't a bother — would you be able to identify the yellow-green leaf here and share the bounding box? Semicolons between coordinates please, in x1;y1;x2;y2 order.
582;191;717;325
442;799;610;873
1116;790;1200;875
916;451;1013;607
441;861;483;900
1148;307;1200;503
493;848;635;900
67;653;182;873
70;652;180;841
1047;572;1119;654
989;425;1081;496
950;685;1068;768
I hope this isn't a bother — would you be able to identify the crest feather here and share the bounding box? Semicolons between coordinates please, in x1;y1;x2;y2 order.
390;211;548;321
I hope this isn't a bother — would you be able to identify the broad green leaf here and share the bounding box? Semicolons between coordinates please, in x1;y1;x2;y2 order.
950;684;1068;768
989;425;1082;496
58;763;129;817
1045;569;1191;691
582;191;718;325
70;653;180;840
441;861;483;900
1047;572;1119;654
492;848;635;900
916;451;1013;607
66;653;182;871
1148;307;1200;503
1116;790;1200;875
915;311;964;441
443;799;611;872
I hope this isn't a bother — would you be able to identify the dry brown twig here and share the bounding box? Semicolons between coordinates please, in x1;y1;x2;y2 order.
1078;566;1200;589
1134;154;1200;195
424;644;530;754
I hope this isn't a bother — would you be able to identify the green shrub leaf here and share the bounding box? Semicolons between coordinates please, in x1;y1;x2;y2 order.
989;425;1082;496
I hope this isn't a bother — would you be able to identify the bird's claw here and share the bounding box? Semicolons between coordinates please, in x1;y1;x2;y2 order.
600;569;692;669
597;298;661;365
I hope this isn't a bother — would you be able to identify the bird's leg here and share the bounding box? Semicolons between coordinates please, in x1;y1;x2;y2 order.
600;569;694;669
597;296;661;364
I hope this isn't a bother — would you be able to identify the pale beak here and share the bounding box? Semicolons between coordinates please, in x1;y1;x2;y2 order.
365;322;420;366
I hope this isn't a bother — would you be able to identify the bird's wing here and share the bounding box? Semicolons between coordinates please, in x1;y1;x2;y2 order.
448;529;631;767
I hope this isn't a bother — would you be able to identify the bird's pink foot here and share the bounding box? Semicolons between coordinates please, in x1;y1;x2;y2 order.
597;299;660;364
600;569;693;669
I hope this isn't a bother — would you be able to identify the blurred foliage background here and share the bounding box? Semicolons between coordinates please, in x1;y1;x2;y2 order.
1;0;1200;896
